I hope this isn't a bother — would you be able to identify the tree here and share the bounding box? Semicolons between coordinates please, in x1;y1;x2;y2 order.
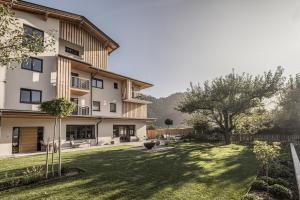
0;0;55;68
253;140;281;197
185;113;210;135
164;118;173;138
177;67;284;144
40;98;75;176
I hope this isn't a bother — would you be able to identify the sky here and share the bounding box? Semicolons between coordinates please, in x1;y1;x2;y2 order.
28;0;300;97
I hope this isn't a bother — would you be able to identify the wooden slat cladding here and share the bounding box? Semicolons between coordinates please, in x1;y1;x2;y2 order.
19;127;37;153
60;21;108;69
122;102;147;119
57;57;71;100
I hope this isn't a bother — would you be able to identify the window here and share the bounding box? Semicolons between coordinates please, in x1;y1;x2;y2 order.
21;57;43;72
20;88;42;104
114;82;118;89
65;47;80;56
92;78;103;89
23;25;44;48
66;125;95;141
93;101;100;111
110;103;117;113
113;125;136;138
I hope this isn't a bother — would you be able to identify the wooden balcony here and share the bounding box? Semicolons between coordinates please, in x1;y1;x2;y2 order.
70;76;90;96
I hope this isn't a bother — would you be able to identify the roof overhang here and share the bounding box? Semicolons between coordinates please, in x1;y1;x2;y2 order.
59;54;153;90
0;110;156;121
0;0;119;53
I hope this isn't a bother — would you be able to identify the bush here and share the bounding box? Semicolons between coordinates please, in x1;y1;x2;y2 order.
242;194;263;200
269;163;293;179
144;142;155;149
258;176;289;187
251;179;268;191
269;184;293;199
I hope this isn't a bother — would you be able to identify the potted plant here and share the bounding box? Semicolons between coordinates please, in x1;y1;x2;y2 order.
144;141;155;150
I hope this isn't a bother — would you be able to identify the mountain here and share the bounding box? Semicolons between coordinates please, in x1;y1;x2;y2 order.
141;92;190;128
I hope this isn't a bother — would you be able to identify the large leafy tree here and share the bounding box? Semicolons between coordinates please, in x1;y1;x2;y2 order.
177;67;284;144
0;0;55;67
40;98;75;177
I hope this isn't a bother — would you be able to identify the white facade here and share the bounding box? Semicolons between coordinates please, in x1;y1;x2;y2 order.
0;3;152;155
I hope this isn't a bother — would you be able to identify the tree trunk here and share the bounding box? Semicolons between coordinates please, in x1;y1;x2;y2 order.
45;138;49;179
58;117;62;177
223;112;231;145
51;118;57;177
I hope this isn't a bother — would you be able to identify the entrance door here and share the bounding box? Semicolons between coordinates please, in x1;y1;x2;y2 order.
19;127;38;153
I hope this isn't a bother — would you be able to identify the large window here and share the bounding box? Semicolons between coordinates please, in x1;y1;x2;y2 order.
92;78;103;89
65;46;79;56
21;57;43;73
66;125;95;141
93;101;100;111
20;88;42;104
110;103;117;112
23;25;44;48
113;125;136;138
114;82;118;89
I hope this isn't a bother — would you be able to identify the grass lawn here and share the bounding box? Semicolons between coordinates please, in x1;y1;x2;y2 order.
0;143;257;200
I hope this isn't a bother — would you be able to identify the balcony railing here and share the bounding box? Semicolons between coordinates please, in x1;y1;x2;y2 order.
71;76;90;90
131;91;142;99
71;106;90;116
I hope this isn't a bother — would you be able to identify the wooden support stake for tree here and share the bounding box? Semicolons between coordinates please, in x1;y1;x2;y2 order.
45;138;50;179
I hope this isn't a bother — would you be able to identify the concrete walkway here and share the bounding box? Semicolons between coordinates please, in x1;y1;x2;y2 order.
0;142;144;159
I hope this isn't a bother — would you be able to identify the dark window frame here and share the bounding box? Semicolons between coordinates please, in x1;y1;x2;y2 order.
92;101;101;111
21;57;43;73
92;78;104;89
113;125;136;138
23;24;44;48
66;125;95;141
20;88;42;104
110;103;117;113
114;82;118;89
65;46;80;56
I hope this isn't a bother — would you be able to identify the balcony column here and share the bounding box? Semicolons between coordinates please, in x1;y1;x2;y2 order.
126;80;132;100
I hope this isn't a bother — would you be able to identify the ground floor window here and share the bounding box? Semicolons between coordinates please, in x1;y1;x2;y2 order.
113;125;136;138
66;125;95;141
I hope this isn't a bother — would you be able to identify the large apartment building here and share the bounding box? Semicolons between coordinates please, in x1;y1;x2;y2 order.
0;1;153;155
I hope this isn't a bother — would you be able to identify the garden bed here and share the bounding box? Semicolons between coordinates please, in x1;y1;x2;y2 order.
0;166;84;191
244;144;298;200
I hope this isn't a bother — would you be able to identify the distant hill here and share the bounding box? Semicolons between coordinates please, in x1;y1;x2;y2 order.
140;93;190;128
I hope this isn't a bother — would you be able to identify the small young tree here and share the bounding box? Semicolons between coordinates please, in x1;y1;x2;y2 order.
253;140;281;197
0;1;55;68
164;118;173;138
40;98;75;176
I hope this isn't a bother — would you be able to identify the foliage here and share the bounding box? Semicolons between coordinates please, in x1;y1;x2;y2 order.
251;179;268;191
242;194;263;200
0;1;55;67
40;98;75;118
269;184;293;199
185;113;210;134
258;176;289;187
164;118;173;127
146;124;156;130
268;162;293;179
234;108;273;135
177;67;284;144
253;141;281;169
274;74;300;134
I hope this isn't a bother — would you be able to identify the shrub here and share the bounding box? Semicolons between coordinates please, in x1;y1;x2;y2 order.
144;142;155;149
242;194;263;200
258;176;289;187
269;184;293;199
251;179;268;191
269;163;293;179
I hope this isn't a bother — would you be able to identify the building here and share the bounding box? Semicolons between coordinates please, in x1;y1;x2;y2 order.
0;0;153;155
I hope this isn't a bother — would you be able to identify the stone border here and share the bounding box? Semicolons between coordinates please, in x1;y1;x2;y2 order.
290;143;300;199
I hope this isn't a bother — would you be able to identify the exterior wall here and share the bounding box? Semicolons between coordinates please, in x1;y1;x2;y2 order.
92;75;122;117
3;10;59;111
0;117;147;156
59;21;109;69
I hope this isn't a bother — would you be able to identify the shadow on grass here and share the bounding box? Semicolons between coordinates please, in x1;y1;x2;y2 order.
0;143;257;200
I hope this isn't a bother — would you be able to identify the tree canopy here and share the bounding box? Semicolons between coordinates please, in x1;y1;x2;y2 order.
177;67;284;144
0;1;55;67
40;98;75;118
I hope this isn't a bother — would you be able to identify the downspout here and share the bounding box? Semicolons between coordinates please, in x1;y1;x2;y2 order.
96;118;102;145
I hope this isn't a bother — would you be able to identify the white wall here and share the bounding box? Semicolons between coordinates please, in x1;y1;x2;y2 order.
3;10;59;111
0;117;147;155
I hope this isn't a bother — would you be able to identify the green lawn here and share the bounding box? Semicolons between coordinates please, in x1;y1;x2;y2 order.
0;143;257;200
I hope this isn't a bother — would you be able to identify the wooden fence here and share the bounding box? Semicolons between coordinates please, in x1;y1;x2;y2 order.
231;134;300;144
147;128;193;139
